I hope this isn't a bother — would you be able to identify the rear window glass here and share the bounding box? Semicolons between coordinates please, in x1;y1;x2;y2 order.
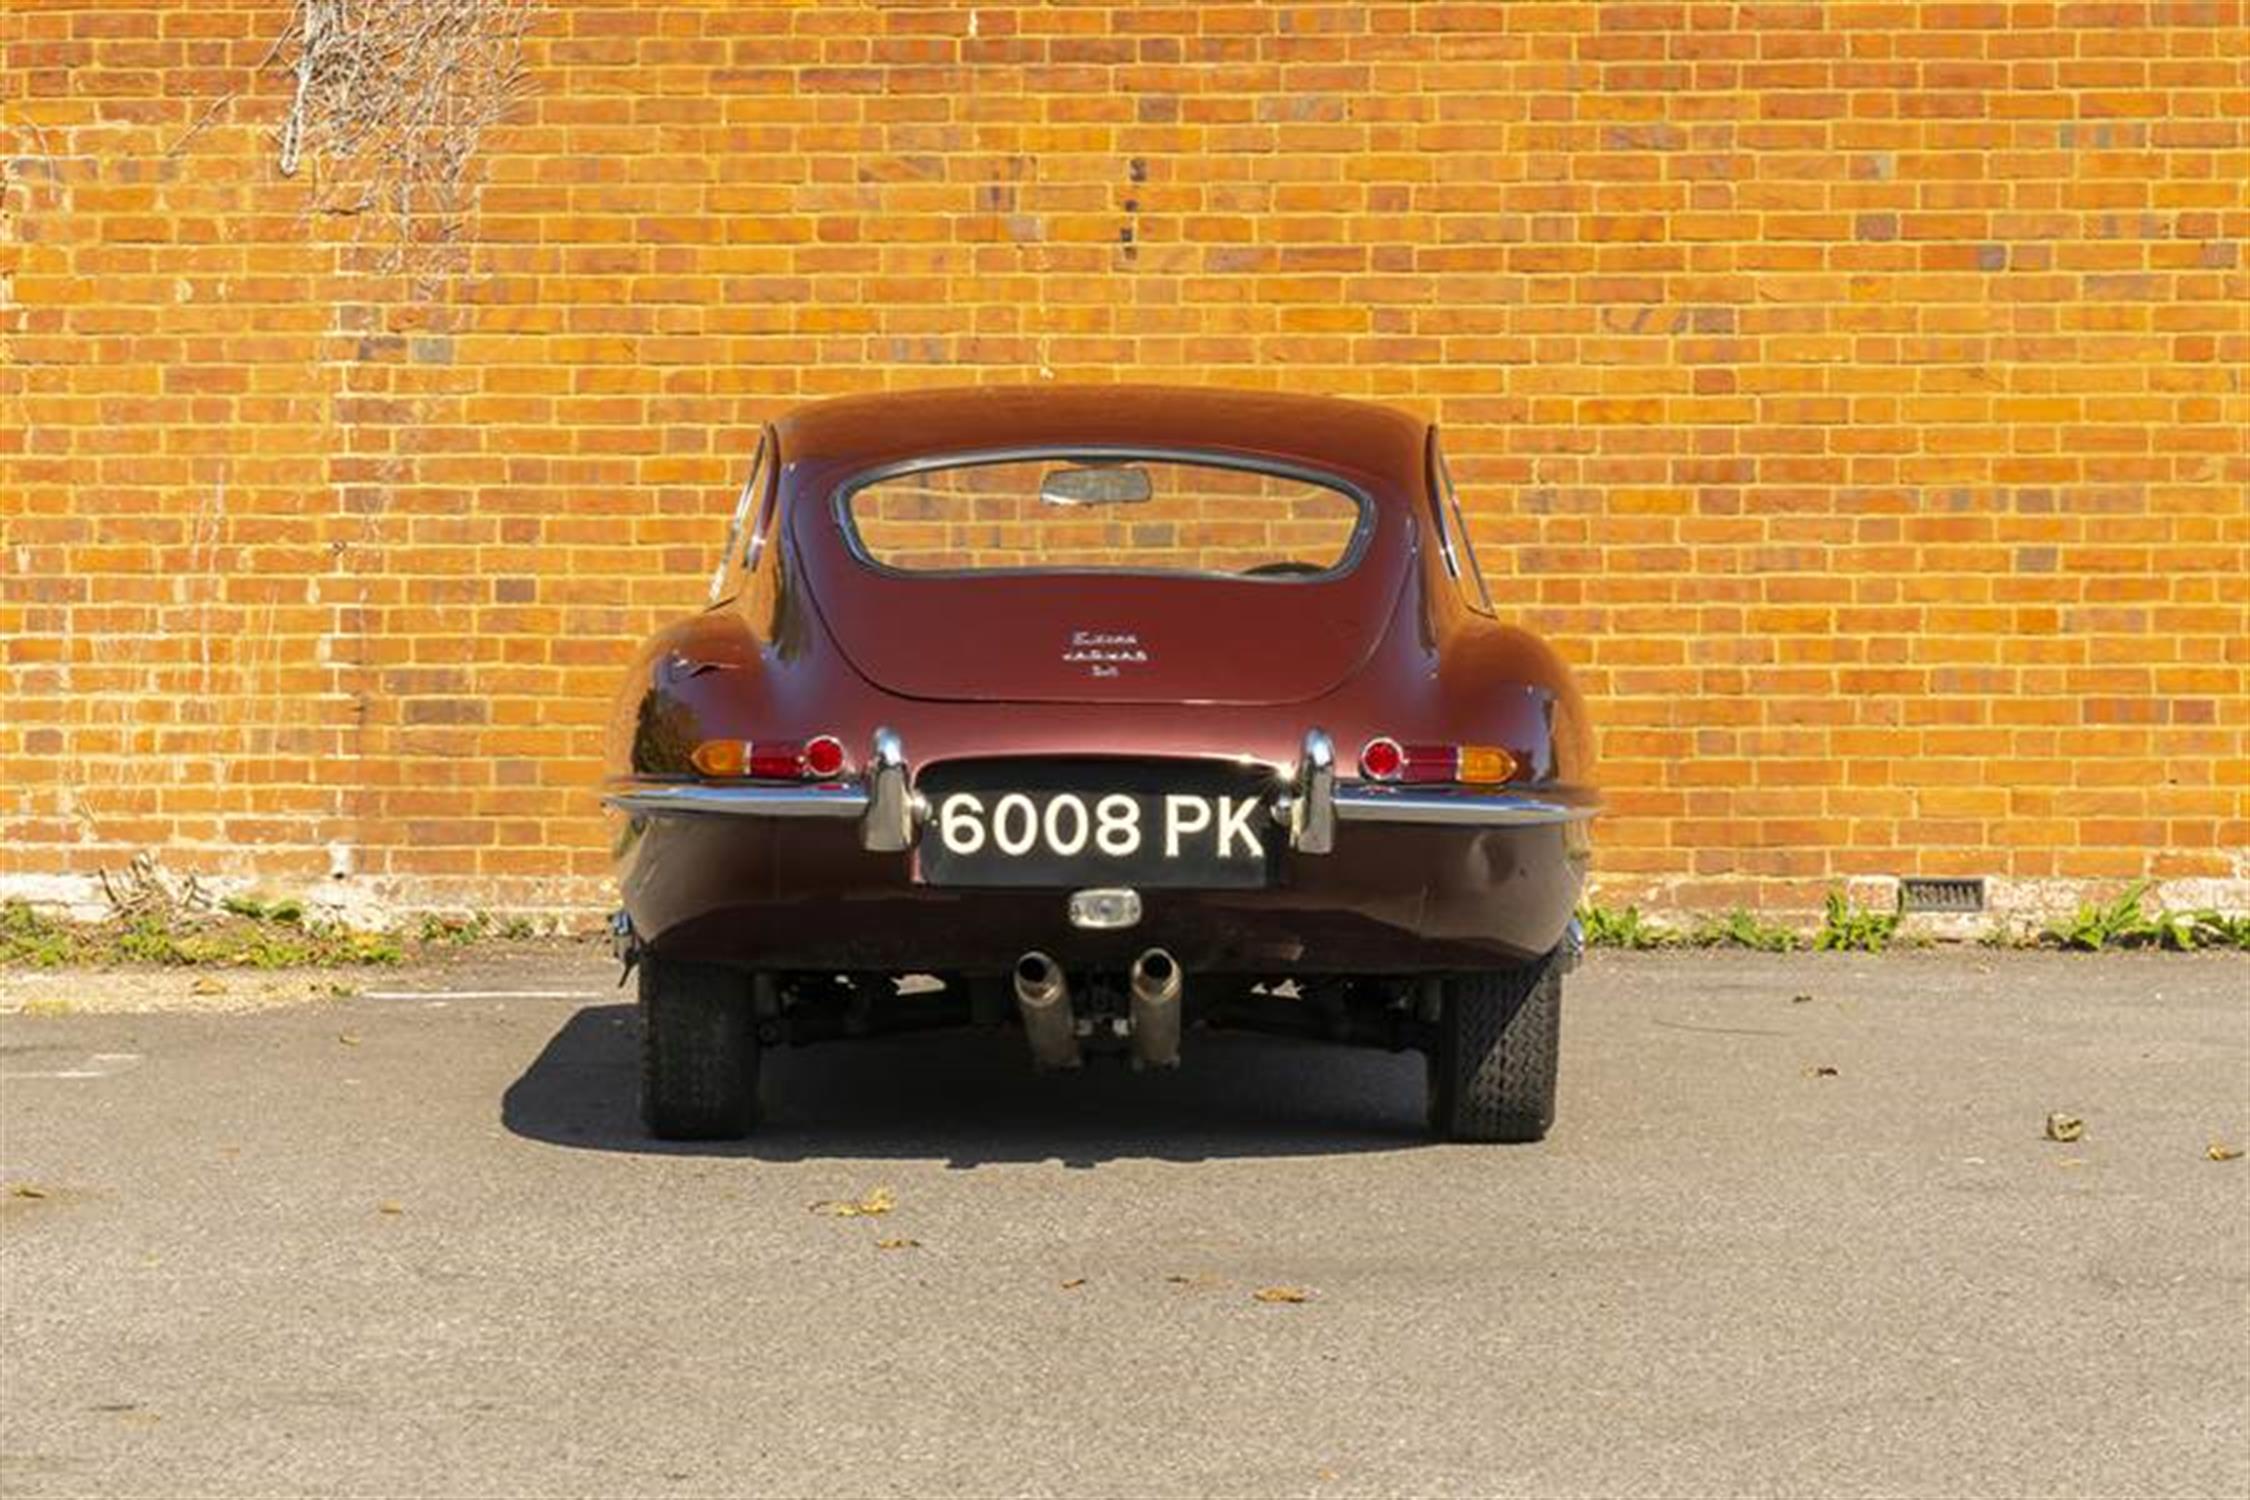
841;456;1365;580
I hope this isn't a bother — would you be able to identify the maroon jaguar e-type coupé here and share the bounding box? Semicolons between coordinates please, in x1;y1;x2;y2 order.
605;387;1597;1142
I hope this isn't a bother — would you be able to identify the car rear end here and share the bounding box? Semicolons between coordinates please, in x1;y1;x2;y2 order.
603;387;1597;1140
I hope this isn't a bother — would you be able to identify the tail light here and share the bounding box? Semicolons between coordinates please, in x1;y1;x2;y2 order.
1358;737;1517;786
691;734;848;781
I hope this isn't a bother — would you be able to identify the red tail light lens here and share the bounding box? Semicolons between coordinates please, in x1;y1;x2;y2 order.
1360;737;1407;781
747;742;811;779
1357;738;1518;786
691;736;850;781
802;734;847;779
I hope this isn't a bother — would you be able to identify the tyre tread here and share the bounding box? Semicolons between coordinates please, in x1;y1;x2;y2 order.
639;957;760;1140
1429;955;1562;1143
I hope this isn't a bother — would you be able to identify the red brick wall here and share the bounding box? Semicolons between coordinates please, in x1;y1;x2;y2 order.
3;0;2245;924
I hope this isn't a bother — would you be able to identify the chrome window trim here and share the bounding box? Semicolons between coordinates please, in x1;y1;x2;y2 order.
742;429;780;570
827;445;1379;586
1427;429;1495;616
708;427;774;606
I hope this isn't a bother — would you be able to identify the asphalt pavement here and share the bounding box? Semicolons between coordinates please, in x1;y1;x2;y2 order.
2;949;2246;1498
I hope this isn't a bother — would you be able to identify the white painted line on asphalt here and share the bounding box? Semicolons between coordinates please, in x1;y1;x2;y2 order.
356;989;611;1003
3;1051;143;1081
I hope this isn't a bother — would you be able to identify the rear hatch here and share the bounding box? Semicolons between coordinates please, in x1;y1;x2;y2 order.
798;449;1411;706
808;570;1404;706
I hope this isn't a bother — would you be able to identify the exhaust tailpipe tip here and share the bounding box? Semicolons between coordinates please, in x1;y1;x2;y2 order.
1015;950;1063;1002
1128;947;1183;1071
1012;951;1080;1071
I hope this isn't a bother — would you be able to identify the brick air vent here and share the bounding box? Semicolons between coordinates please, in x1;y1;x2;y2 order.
1898;878;1986;914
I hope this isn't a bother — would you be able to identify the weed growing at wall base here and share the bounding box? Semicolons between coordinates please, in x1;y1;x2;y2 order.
2041;884;2250;952
0;904;79;968
1812;893;1901;953
1579;906;1679;950
0;900;401;970
1687;909;1800;953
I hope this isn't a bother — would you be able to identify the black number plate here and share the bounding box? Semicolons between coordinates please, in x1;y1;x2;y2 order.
916;761;1279;889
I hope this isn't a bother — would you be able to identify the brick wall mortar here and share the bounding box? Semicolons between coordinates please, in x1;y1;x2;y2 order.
2;0;2245;923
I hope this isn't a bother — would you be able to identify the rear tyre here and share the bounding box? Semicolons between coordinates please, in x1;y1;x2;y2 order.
1427;952;1562;1143
639;956;761;1140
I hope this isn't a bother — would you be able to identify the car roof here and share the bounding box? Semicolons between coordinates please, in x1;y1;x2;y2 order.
771;384;1431;490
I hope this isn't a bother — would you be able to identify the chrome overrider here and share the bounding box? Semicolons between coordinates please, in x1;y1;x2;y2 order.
601;724;1599;852
860;725;915;852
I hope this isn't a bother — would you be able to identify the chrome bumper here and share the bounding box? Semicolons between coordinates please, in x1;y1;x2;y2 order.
602;783;870;819
602;726;1599;852
1333;786;1595;826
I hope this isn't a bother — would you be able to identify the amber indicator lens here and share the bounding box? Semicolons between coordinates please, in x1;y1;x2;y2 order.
1357;738;1517;785
1454;745;1517;784
690;740;746;778
692;737;848;781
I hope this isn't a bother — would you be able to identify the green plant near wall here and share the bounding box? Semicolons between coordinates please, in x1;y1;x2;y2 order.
2042;882;2250;951
222;893;304;925
2044;880;2155;950
0;900;405;970
2183;911;2250;950
1578;905;1679;950
1813;890;1900;952
417;911;492;947
0;902;80;968
1581;904;1802;952
1686;908;1799;952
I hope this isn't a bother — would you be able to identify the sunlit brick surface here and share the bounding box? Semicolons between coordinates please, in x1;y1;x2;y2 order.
2;1;2245;918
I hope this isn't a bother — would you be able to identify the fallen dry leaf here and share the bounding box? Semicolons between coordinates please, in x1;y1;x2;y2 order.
875;1237;920;1251
9;1183;50;1200
1165;1272;1225;1291
2207;1142;2244;1162
376;1200;403;1216
2045;1113;2085;1143
2056;1157;2088;1170
1060;1277;1087;1290
337;1032;361;1047
809;1186;894;1218
1252;1286;1311;1304
189;976;226;996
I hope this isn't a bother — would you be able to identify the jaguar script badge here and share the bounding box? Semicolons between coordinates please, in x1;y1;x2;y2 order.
1062;629;1150;679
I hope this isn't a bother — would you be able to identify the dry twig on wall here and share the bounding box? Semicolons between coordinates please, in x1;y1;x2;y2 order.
250;0;538;275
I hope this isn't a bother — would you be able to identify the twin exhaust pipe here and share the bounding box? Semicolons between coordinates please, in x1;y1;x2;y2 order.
1011;952;1080;1071
1126;948;1182;1070
1011;949;1182;1071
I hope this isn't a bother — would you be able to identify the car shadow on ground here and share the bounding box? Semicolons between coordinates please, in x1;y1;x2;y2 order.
501;1003;1431;1166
